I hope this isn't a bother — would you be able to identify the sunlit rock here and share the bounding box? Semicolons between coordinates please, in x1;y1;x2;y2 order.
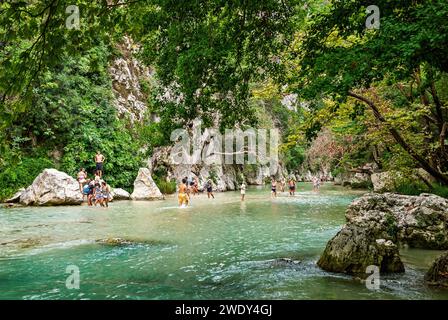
20;169;82;206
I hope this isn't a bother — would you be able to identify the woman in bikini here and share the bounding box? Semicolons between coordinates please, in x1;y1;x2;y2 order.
77;168;87;193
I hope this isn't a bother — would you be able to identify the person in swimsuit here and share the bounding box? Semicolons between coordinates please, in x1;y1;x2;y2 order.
240;181;246;201
289;178;296;196
77;168;87;192
178;178;189;207
101;181;111;208
94;151;106;178
87;180;95;206
206;179;214;199
94;183;104;207
271;178;277;198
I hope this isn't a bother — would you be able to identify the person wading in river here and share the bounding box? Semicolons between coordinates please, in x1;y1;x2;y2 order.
271;178;277;198
205;179;215;199
289;178;296;196
240;181;246;201
178;178;189;207
94;151;106;178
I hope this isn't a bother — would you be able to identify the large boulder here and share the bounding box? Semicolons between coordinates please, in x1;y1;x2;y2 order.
425;251;448;288
317;226;404;275
19;169;83;206
346;193;448;249
130;168;164;200
110;188;131;200
318;193;448;275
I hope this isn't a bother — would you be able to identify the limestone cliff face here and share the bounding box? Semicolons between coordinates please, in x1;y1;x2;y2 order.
109;36;153;123
108;38;289;188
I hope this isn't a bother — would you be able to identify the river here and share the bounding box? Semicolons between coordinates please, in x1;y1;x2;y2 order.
0;183;447;300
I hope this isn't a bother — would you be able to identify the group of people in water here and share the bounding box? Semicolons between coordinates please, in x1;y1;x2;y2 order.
177;174;322;207
75;151;323;208
177;176;216;207
76;151;111;207
270;177;298;198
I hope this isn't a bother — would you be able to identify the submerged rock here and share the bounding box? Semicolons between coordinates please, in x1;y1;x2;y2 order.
270;258;301;268
96;238;134;246
130;168;164;201
96;237;171;246
19;169;83;206
425;251;448;288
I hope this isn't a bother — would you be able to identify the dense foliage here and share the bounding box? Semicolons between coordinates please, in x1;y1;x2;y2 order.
1;0;447;199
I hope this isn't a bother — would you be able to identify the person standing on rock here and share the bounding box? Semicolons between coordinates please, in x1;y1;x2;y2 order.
94;151;106;178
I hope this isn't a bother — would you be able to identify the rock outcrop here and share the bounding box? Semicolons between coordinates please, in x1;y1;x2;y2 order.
110;188;131;201
130;168;164;200
109;36;153;123
318;193;448;275
425;251;448;288
19;169;83;206
318;226;404;274
5;188;25;203
346;193;448;249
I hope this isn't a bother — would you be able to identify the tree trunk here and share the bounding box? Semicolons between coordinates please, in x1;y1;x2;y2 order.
348;91;448;186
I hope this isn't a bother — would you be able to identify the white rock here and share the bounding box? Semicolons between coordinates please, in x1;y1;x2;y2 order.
5;188;25;203
130;168;164;201
20;169;83;206
111;188;131;200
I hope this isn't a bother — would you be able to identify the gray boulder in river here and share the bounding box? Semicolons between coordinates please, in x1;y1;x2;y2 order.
19;169;83;206
318;193;448;275
130;168;164;200
425;251;448;288
110;188;131;200
317;225;404;274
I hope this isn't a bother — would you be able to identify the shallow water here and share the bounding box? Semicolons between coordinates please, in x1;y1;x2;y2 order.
0;183;447;300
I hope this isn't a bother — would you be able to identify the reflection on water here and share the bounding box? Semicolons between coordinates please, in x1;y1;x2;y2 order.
0;183;446;300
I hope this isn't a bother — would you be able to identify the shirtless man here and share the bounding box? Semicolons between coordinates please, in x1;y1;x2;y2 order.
178;178;189;207
94;151;106;178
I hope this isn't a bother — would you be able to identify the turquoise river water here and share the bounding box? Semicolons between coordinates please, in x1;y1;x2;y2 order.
0;183;447;300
